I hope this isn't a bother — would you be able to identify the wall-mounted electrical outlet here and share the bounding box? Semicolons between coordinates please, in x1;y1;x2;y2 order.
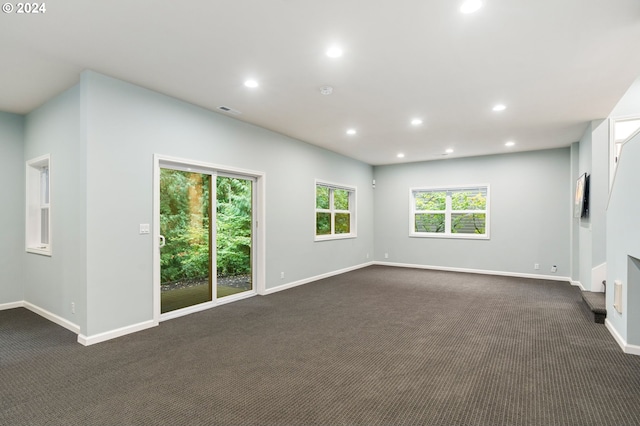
385;253;389;259
71;302;75;314
551;265;557;273
280;272;285;279
534;263;540;270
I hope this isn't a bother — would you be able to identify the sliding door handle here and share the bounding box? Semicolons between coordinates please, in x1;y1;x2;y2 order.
159;235;166;248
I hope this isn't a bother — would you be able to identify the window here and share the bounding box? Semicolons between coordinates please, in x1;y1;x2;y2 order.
410;185;489;239
315;181;356;240
26;154;51;255
610;116;640;190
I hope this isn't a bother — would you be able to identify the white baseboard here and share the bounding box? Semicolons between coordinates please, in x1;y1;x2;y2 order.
571;280;586;291
160;290;257;322
626;344;640;356
0;301;24;310
23;301;81;334
3;300;158;346
263;262;374;295
84;263;374;344
78;319;157;346
373;261;572;283
605;319;640;356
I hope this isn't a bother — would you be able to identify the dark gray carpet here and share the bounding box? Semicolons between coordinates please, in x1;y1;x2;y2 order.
2;265;640;425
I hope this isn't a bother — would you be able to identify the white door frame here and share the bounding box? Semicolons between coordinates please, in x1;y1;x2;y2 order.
153;154;266;324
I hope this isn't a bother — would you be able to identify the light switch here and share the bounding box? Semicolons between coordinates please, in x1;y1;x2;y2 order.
139;224;150;234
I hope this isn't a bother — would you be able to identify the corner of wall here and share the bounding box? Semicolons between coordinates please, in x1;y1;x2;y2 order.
0;111;26;305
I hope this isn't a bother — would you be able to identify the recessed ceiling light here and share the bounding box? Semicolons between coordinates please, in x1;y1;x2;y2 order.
445;148;454;154
492;104;506;112
244;79;259;88
397;153;405;158
326;45;343;58
411;118;423;126
505;141;515;147
460;0;482;14
346;129;357;135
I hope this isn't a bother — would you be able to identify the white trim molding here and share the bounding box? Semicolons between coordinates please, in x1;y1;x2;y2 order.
605;319;640;356
409;184;490;240
314;179;358;241
3;301;82;340
25;153;52;256
374;261;572;283
571;280;587;291
78;320;157;346
0;301;25;310
160;291;256;322
263;262;374;295
153;153;267;321
23;301;80;334
609;114;640;193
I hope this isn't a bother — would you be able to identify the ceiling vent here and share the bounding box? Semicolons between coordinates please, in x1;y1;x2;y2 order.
217;106;241;115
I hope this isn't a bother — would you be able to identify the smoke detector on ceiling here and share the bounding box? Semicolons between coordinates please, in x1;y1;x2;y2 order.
319;86;333;95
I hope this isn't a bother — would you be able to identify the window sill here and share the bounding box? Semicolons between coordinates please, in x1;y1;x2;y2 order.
315;234;357;242
409;233;489;240
26;247;52;256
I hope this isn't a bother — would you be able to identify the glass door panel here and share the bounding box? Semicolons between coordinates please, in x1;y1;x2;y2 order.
160;168;212;313
216;175;253;298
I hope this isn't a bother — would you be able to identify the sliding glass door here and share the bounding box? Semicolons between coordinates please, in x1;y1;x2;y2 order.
159;165;255;315
216;175;254;299
159;168;213;313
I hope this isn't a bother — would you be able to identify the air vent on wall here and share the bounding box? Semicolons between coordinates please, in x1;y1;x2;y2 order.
217;106;241;115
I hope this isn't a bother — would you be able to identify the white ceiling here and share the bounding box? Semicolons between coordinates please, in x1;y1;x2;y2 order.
1;0;640;165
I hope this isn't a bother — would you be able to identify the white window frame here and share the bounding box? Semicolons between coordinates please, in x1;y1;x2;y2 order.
26;154;52;255
609;115;640;191
409;184;490;240
315;180;357;241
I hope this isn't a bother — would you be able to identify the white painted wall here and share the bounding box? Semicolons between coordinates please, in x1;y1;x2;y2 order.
373;149;571;277
0;112;25;305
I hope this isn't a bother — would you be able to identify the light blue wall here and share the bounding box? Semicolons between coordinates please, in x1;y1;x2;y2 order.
373;149;571;277
570;142;580;281
606;76;640;346
81;71;374;336
606;132;640;345
591;120;608;267
0;112;25;305
576;124;593;288
23;84;87;330
572;118;608;291
14;69;637;345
